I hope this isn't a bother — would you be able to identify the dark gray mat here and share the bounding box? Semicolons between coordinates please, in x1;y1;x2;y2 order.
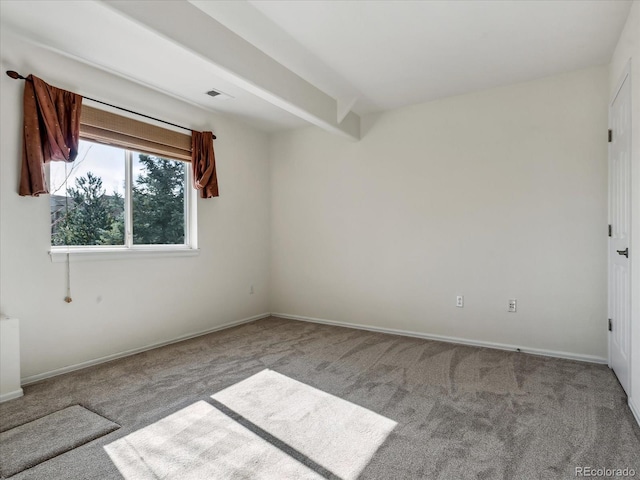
0;405;119;478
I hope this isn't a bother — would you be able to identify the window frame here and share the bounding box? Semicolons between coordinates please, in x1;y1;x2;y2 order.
49;141;198;262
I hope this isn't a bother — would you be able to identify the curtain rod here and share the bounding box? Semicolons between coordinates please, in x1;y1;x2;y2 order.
6;70;215;139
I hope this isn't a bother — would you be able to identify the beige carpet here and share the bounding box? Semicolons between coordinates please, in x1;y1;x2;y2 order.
0;316;639;479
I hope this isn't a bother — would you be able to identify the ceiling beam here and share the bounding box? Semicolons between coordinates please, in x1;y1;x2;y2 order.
337;97;359;124
101;0;360;140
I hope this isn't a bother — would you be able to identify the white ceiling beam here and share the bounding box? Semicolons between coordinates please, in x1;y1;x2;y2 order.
190;0;363;118
101;0;360;140
337;97;359;124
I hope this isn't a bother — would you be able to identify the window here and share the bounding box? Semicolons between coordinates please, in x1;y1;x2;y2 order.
48;105;198;260
50;139;196;257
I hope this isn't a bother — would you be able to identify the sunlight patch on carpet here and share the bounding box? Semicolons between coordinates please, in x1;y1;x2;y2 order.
104;369;396;479
213;369;397;479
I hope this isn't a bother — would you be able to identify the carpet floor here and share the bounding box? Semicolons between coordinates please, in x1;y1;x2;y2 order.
0;316;638;479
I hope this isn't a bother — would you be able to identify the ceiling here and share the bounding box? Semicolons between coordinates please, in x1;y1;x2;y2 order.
244;0;632;114
0;0;632;137
0;0;307;132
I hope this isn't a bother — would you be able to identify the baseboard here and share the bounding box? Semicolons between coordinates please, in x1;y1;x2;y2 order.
272;312;608;365
21;313;271;386
0;388;24;403
19;310;609;387
629;397;640;428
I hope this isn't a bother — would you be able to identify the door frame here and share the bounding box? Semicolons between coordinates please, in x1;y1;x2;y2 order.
608;60;633;390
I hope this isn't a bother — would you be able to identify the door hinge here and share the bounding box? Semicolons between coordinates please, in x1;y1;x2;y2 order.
608;319;612;332
608;129;613;143
608;224;612;237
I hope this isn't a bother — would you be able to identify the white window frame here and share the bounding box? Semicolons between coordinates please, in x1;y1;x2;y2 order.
49;143;198;263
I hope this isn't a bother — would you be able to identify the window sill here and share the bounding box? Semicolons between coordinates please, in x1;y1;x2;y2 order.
49;247;200;263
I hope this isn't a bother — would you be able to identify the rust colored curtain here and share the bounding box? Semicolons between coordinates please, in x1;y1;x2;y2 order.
191;130;219;198
19;75;82;196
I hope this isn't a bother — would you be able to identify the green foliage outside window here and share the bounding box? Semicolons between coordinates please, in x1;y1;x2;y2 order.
51;154;185;246
133;155;185;245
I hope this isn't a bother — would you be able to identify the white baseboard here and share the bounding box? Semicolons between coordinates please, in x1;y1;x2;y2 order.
272;312;608;365
629;398;640;428
21;313;271;386
0;388;24;403
19;310;610;388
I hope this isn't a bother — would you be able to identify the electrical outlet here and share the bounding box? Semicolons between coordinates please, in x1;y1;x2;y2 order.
456;295;464;308
508;299;517;312
249;285;254;295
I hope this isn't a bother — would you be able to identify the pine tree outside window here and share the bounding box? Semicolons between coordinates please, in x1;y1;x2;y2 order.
49;140;197;260
48;105;198;260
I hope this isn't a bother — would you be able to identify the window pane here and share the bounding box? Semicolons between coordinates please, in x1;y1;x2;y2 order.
132;153;186;245
50;141;126;246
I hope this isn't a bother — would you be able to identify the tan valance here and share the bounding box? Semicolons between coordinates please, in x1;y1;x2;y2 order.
79;105;192;162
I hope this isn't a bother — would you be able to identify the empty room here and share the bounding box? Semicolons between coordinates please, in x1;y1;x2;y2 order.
0;0;638;479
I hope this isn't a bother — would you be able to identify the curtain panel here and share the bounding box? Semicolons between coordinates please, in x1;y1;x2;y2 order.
19;75;82;196
192;131;219;199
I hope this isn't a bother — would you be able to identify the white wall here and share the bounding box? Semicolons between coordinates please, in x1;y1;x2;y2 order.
0;21;622;383
270;66;609;361
609;0;640;420
0;33;270;379
0;316;23;401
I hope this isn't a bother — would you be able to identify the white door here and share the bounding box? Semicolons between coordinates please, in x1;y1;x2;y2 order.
609;67;632;395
